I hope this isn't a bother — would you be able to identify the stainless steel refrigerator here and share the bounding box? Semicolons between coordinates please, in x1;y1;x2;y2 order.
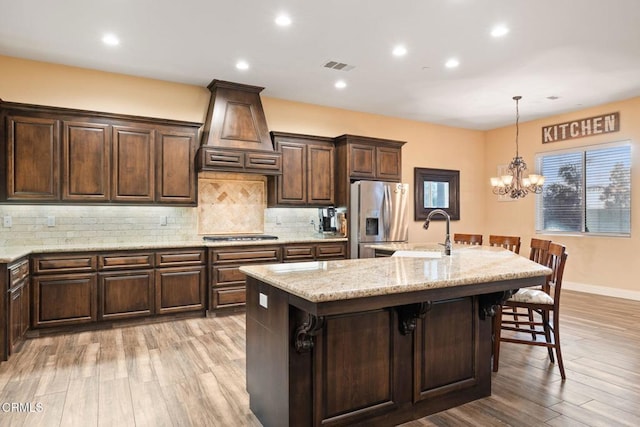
350;181;409;258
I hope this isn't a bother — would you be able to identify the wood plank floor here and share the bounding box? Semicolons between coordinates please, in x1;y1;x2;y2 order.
0;290;638;426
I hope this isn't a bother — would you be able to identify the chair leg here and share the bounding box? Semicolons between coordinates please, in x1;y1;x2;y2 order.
528;308;536;340
542;310;554;362
492;305;502;372
553;311;566;380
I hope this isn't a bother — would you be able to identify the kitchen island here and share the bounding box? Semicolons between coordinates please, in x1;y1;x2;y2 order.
241;245;551;427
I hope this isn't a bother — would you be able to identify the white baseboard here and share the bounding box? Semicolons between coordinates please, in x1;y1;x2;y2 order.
563;280;640;301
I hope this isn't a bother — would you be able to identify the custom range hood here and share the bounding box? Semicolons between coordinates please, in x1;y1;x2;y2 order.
197;80;282;175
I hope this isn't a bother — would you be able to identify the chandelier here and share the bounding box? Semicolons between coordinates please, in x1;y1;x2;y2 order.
490;96;545;199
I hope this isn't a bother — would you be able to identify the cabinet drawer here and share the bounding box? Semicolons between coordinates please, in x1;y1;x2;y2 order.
155;249;205;267
33;254;97;274
316;243;347;259
283;245;315;262
213;266;246;286
213;287;246;308
201;148;244;168
211;246;281;264
9;259;29;285
99;252;154;270
245;152;282;171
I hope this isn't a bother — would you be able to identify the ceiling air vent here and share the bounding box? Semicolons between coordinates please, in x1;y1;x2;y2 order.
323;61;355;71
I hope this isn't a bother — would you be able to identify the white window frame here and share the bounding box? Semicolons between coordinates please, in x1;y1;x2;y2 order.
535;140;632;237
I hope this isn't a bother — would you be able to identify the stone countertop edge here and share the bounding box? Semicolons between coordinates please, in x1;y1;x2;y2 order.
0;236;348;263
240;246;553;303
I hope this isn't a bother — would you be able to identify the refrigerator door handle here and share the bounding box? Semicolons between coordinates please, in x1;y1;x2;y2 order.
383;185;391;239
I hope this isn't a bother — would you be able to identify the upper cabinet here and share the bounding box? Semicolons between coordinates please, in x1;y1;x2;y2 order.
197;80;281;175
0;101;201;205
333;134;406;208
267;132;335;206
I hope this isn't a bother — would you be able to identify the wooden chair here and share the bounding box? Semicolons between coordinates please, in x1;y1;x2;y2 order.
453;233;483;245
489;235;521;254
492;242;568;379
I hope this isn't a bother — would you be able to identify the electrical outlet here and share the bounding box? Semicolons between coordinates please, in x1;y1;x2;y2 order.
160;216;168;226
276;216;281;225
47;216;56;227
3;216;12;228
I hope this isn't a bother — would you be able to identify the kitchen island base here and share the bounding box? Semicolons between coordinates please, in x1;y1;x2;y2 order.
246;276;505;427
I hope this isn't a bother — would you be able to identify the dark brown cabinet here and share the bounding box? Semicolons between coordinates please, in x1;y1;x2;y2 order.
7;258;30;355
209;242;347;312
112;125;155;203
5;115;60;200
63;120;110;201
33;273;98;328
268;132;335;206
209;245;282;311
156;128;197;203
334;134;406;212
1;101;200;205
155;248;206;314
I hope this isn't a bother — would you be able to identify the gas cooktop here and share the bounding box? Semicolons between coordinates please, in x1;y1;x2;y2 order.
202;234;279;242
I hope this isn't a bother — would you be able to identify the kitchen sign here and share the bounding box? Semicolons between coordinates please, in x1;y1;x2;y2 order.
542;112;619;143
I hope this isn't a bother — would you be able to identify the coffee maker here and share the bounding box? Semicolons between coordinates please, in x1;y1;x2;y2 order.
318;207;337;234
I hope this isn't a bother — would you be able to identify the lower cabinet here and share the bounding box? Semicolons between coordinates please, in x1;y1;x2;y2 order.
32;273;98;328
155;266;205;314
8;279;29;355
99;270;154;320
209;242;347;312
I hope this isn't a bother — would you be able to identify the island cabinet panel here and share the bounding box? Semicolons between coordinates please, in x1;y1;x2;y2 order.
33;273;98;328
62;121;111;201
155;266;205;314
6;115;60;200
99;270;154;320
316;309;397;425
7;258;30;356
416;297;477;399
112;125;155;202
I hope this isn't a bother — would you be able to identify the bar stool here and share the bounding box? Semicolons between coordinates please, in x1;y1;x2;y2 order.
453;233;483;245
489;235;521;254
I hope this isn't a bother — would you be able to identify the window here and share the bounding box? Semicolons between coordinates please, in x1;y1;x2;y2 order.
536;142;631;235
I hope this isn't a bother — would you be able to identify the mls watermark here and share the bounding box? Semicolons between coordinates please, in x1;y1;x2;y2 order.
1;402;44;413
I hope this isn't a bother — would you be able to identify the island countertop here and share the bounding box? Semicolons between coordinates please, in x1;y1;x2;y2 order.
240;245;551;304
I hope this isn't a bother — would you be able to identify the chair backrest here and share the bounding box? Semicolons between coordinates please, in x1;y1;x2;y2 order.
546;242;568;305
453;233;483;245
489;235;521;254
529;238;551;265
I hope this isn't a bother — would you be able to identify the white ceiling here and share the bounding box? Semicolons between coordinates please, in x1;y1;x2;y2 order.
1;0;640;130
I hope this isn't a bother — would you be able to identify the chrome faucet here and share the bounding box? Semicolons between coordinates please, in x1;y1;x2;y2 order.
423;209;452;256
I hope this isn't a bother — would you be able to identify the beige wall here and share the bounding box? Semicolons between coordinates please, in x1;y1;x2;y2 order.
485;97;640;298
3;54;638;299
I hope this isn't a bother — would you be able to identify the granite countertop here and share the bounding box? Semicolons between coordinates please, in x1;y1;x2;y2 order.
240;245;551;303
0;235;348;263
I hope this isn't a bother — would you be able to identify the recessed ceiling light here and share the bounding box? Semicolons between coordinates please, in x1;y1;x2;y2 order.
335;80;347;89
392;45;407;57
275;14;292;27
236;60;249;70
445;58;459;68
102;33;120;46
547;95;560;100
491;25;509;38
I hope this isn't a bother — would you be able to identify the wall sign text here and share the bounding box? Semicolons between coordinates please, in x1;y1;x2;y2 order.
542;112;619;143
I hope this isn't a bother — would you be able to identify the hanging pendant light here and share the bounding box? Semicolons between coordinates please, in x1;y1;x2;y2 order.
490;96;545;199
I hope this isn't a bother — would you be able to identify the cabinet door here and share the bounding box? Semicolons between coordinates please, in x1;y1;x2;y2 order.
315;242;347;260
156;266;205;314
8;285;22;354
33;273;97;328
308;144;334;205
20;279;30;338
6;115;60;200
156;127;196;204
278;142;306;204
99;270;154;320
212;286;246;309
112;125;155;202
376;146;402;181
62;121;111;201
349;143;376;179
